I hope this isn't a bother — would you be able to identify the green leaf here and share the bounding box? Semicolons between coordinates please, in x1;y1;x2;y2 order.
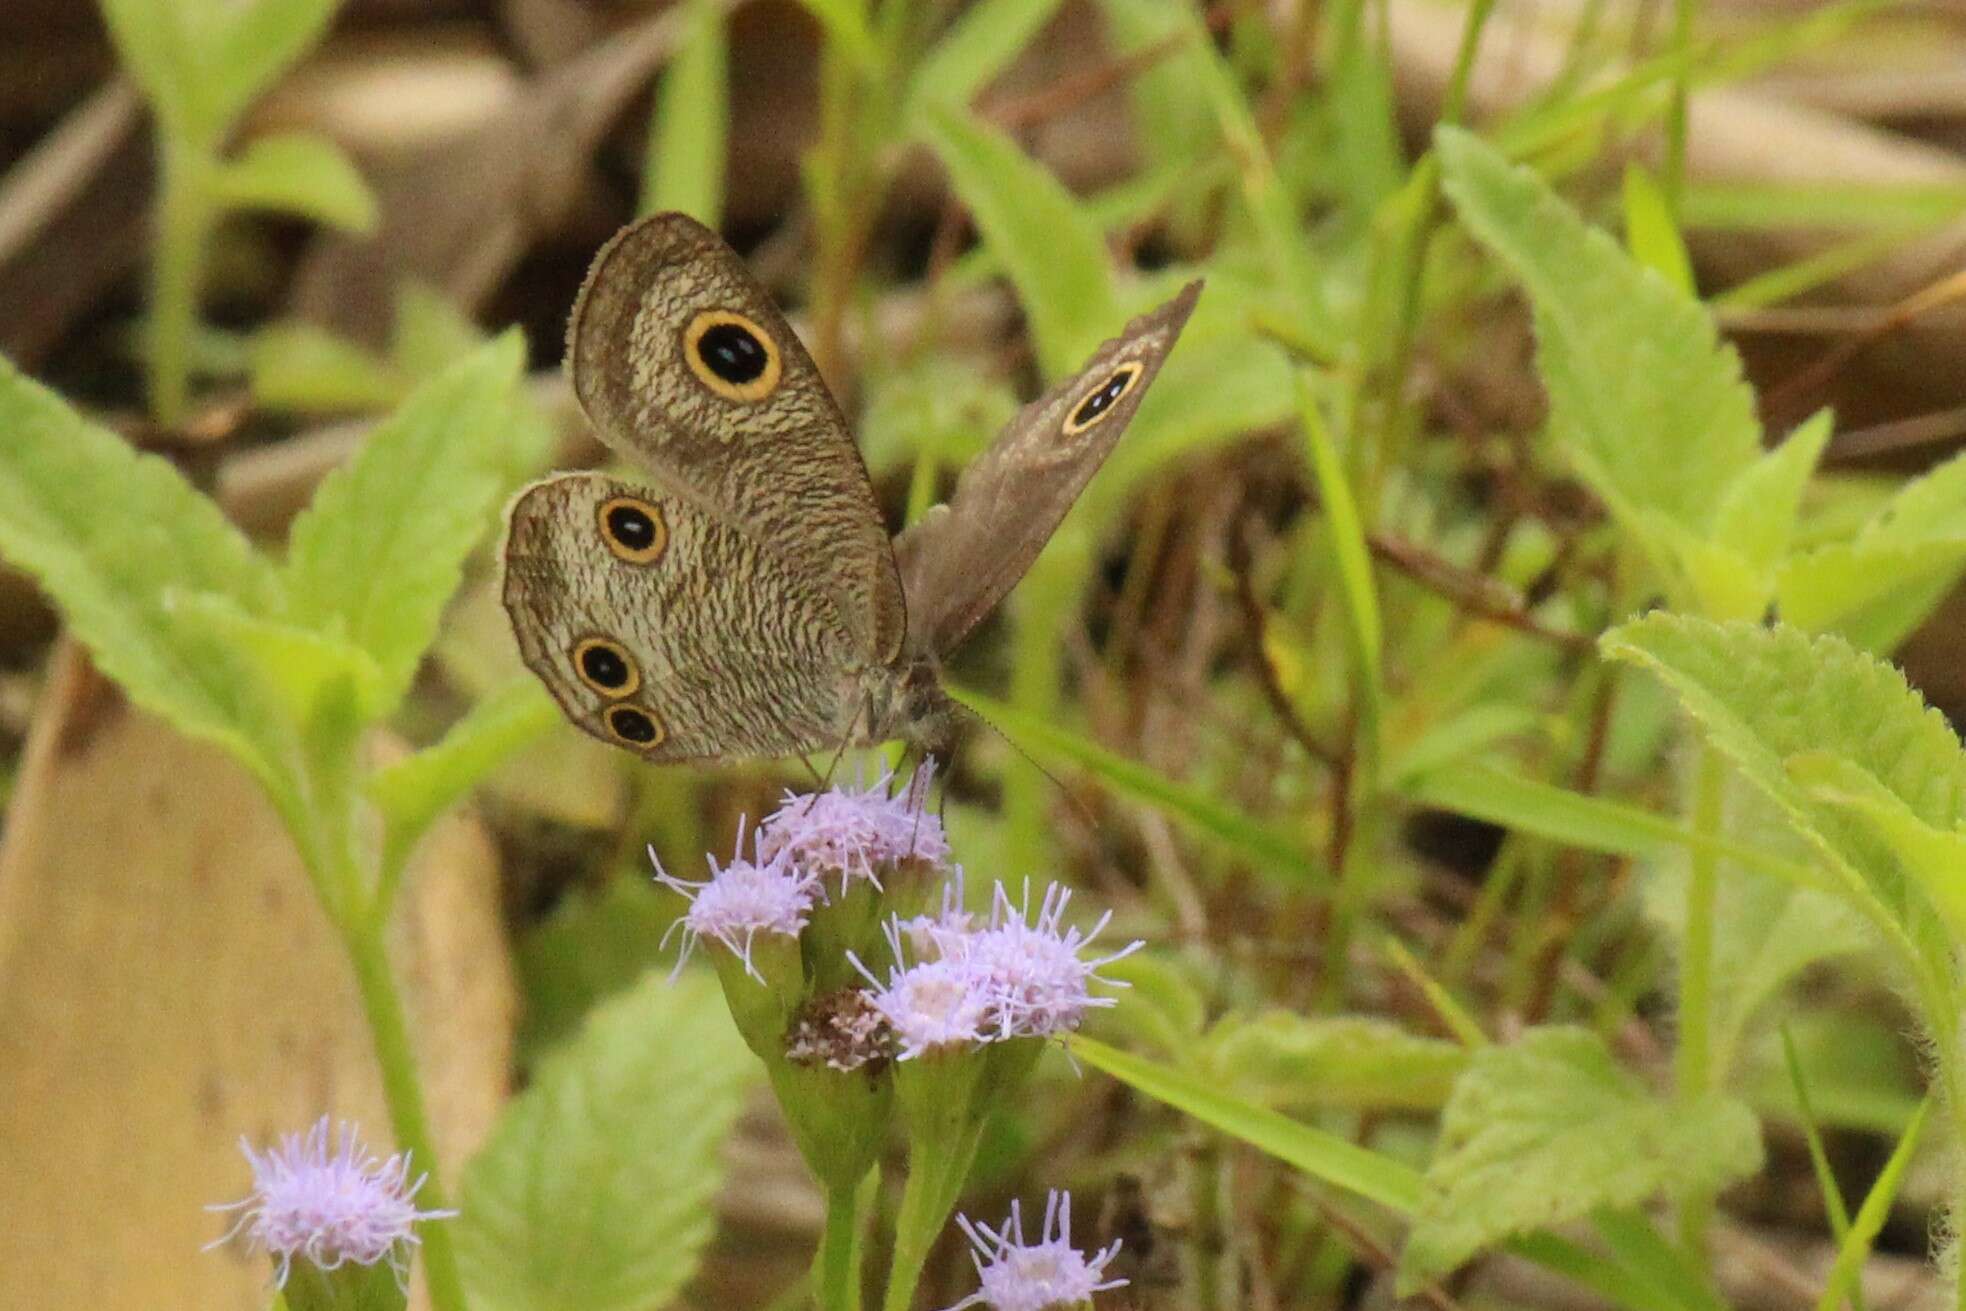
640;0;728;224
951;684;1326;884
389;283;487;381
457;970;754;1311
0;353;287;769
1437;128;1761;551
212;132;377;231
1642;785;1870;1079
283;332;528;714
1069;1035;1425;1214
1775;538;1966;634
1601;614;1966;953
1404;762;1821;890
96;0;205;136
1201;1013;1467;1112
794;0;882;71
515;878;683;1066
249;322;403;413
1711;409;1833;576
917;102;1117;377
1398;1027;1763;1289
1298;372;1382;751
1621;163;1694;295
169;590;385;726
369;679;559;894
903;0;1065;124
1815;1097;1930;1311
1082;951;1207;1059
204;0;342;133
1790;751;1966;950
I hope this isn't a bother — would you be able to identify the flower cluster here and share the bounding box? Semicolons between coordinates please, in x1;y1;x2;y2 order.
206;1117;453;1289
858;881;1141;1059
654;819;816;981
756;759;950;892
946;1191;1127;1311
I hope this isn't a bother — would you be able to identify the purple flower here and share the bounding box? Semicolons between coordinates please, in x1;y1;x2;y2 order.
854;941;994;1060
757;759;950;893
945;1191;1127;1311
961;881;1142;1040
897;871;977;961
206;1117;453;1288
654;822;817;981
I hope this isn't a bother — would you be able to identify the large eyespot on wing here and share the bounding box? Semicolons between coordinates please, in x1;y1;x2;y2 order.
892;279;1203;657
498;472;864;763
563;212;905;668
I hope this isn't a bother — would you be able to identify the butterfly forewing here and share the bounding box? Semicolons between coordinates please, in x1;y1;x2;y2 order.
891;281;1201;657
501;473;859;762
566;212;906;667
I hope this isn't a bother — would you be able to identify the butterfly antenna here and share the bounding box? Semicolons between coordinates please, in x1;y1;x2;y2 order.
949;699;1100;837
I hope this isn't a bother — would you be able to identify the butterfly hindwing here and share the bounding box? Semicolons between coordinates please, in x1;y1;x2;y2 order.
500;472;860;762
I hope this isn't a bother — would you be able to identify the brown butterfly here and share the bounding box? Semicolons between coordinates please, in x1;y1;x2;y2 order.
501;212;1199;762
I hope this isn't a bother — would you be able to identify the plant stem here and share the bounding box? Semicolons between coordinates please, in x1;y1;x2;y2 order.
815;1178;866;1311
1663;0;1697;212
345;916;471;1311
150;137;216;426
1674;740;1725;1264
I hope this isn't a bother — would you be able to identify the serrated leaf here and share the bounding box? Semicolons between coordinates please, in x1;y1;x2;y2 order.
1711;409;1833;576
1775;538;1966;634
1398;1027;1763;1289
1602;614;1966;955
515;879;682;1065
1791;751;1966;949
456;970;753;1311
0;353;288;772
283;333;527;714
640;0;728;224
1437;128;1761;548
917;102;1117;377
213;132;377;231
1202;1013;1467;1112
903;0;1065;124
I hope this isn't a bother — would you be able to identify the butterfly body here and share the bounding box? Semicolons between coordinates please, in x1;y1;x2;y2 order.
501;212;1198;764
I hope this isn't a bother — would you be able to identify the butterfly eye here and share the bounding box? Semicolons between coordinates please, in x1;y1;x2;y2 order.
597;495;668;564
683;309;784;403
606;704;666;747
1063;361;1144;435
572;637;640;697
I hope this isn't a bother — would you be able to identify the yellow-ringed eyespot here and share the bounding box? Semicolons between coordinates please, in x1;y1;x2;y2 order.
596;495;668;564
606;704;666;747
682;309;783;402
1063;361;1145;435
572;636;640;698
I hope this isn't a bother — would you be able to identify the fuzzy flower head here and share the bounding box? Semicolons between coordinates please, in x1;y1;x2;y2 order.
757;759;949;893
655;822;818;981
206;1118;453;1288
946;1191;1127;1311
855;946;993;1061
897;870;977;961
960;881;1142;1041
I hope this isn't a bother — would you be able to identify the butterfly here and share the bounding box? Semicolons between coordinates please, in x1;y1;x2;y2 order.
501;212;1199;762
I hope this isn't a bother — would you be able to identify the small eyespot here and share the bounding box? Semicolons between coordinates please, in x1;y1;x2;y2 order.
1063;361;1145;435
597;495;667;564
572;637;639;697
682;309;783;402
606;704;665;747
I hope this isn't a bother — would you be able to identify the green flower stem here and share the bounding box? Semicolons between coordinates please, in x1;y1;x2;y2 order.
344;915;471;1311
150;136;218;426
882;1123;984;1311
816;1177;867;1311
1673;740;1725;1264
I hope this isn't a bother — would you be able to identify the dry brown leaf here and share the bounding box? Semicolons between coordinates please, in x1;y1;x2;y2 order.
0;641;514;1311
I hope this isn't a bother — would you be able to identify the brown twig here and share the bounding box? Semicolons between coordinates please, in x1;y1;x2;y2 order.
1764;266;1966;424
1366;530;1595;651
